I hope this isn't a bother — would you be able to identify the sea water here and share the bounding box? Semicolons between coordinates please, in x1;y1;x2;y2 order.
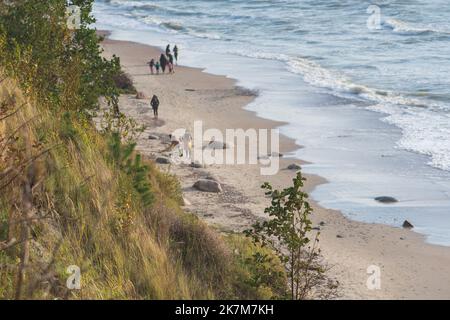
93;0;450;246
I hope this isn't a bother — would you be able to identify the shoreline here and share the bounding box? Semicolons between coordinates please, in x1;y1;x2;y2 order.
100;31;450;299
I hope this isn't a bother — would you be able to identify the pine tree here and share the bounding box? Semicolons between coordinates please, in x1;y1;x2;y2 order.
108;132;154;207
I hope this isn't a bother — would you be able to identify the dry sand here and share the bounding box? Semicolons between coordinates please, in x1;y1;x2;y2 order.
101;35;450;299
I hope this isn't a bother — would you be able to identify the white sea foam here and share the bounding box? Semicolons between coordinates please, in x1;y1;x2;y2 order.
225;48;450;172
226;48;450;172
368;103;450;171
286;57;450;171
384;18;450;35
224;48;445;109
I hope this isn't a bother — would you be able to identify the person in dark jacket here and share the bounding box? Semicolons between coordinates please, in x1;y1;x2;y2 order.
148;59;155;74
173;45;179;64
160;54;167;74
150;95;160;118
167;53;174;73
166;44;171;56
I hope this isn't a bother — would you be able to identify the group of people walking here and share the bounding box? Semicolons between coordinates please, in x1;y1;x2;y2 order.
147;45;180;120
148;44;178;75
147;45;193;160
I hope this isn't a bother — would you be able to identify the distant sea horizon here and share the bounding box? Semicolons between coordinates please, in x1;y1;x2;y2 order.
93;0;450;246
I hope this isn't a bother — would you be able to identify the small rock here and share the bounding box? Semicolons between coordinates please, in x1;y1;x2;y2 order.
375;196;398;204
336;235;344;239
204;141;228;150
402;220;414;229
193;179;223;193
148;133;170;143
155;157;171;164
312;227;321;231
190;161;204;169
258;152;283;160
135;91;147;99
287;164;301;170
400;237;405;240
270;152;283;158
149;133;171;142
319;221;326;226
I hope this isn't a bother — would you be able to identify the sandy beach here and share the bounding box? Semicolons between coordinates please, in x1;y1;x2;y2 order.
101;34;450;300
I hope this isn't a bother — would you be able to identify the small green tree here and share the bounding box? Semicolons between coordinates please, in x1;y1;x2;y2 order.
245;171;338;300
108;132;154;207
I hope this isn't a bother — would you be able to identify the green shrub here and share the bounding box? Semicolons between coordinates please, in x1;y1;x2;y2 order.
226;234;287;300
245;172;339;300
113;70;137;94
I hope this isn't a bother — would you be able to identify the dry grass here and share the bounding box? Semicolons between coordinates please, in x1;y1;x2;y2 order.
0;77;191;299
0;76;287;299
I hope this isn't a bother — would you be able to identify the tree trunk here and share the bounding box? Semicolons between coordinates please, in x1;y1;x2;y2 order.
15;139;35;300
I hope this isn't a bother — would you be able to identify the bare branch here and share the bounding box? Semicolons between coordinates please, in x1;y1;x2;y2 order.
0;166;15;181
0;237;33;251
0;144;62;190
0;115;40;159
0;102;27;122
6;214;52;227
0;238;17;251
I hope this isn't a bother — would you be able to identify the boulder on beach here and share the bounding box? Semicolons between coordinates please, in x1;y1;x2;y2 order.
193;179;223;193
402;220;414;229
155;157;171;164
287;164;301;170
375;196;398;204
205;174;221;183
